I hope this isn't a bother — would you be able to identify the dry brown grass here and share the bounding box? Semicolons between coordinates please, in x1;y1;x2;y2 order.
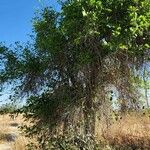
11;136;28;150
1;113;150;149
100;113;150;149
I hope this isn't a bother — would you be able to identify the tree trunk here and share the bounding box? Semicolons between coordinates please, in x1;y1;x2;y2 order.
143;67;149;108
83;86;95;135
83;62;99;135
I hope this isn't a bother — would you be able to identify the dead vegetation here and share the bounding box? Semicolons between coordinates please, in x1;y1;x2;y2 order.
100;113;150;149
0;113;150;149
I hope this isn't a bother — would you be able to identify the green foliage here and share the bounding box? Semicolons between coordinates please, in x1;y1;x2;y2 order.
22;85;77;131
48;134;102;150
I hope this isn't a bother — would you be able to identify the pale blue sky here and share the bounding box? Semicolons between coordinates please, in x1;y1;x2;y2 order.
0;0;60;45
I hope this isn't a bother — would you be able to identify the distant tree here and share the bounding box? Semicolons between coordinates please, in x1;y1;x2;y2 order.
0;103;18;114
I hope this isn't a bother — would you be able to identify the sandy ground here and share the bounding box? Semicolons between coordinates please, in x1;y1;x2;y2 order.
0;115;23;150
0;144;11;150
0;126;18;150
0;128;19;150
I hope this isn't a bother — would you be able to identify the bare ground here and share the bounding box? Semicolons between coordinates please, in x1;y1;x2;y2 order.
0;115;27;150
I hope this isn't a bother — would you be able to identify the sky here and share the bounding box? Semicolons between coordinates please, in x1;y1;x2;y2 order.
0;0;60;45
0;0;60;105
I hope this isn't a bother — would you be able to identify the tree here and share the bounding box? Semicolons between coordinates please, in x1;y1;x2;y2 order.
0;102;18;115
0;0;150;148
